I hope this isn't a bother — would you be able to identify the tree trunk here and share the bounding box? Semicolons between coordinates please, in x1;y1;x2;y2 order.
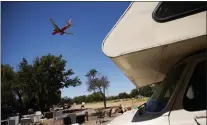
103;95;106;108
14;89;23;123
97;86;107;108
16;90;23;111
103;87;106;108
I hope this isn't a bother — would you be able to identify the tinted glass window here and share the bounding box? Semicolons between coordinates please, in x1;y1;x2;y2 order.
183;60;206;111
153;1;207;22
146;63;186;113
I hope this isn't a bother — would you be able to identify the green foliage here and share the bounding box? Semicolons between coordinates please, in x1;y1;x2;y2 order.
2;52;156;117
1;64;15;106
85;69;110;108
129;85;155;99
60;96;72;105
73;95;87;104
87;92;103;103
118;92;130;99
106;96;119;101
71;84;155;104
138;84;154;97
72;92;103;104
1;54;82;116
130;88;139;98
85;69;109;92
1;64;19;119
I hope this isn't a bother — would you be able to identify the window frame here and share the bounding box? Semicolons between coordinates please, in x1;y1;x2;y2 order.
143;61;189;116
152;1;207;23
181;58;206;112
145;63;187;113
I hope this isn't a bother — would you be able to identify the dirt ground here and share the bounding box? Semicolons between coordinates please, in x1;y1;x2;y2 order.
44;116;118;125
82;113;122;125
71;98;148;109
79;98;147;125
44;98;148;125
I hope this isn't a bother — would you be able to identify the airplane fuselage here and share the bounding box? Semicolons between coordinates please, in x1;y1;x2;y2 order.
52;24;71;35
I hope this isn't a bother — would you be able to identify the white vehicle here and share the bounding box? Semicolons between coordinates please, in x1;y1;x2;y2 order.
102;2;206;125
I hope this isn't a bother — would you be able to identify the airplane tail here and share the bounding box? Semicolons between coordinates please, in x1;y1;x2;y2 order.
68;19;72;25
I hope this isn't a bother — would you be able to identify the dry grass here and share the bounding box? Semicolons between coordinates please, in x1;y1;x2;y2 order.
71;98;149;109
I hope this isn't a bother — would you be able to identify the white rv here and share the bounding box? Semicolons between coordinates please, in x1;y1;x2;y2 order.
102;2;206;125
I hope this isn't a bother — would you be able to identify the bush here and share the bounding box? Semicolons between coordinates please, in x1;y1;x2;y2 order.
118;92;130;99
71;84;155;104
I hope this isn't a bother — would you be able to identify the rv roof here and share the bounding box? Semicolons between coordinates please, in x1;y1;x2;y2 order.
101;2;207;88
102;2;206;57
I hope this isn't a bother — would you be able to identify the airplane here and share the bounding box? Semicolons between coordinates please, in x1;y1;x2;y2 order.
49;18;75;35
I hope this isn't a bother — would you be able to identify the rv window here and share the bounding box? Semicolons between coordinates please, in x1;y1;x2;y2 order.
183;60;206;111
152;1;207;23
146;63;186;113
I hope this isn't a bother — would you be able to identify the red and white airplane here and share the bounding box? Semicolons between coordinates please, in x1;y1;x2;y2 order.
49;18;74;35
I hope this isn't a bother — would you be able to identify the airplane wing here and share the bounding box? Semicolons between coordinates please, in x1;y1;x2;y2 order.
64;32;75;35
49;18;60;30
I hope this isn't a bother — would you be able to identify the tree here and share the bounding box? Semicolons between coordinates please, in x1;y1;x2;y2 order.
1;54;82;119
10;54;81;112
85;69;110;108
60;96;72;106
139;84;155;97
1;64;19;119
118;92;130;99
87;92;103;103
73;95;87;104
1;64;15;107
107;96;119;101
130;88;139;98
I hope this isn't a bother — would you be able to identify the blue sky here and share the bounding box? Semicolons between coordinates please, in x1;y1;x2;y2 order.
2;1;135;98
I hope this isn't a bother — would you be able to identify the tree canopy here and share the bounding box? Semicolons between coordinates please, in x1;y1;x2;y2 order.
85;69;110;108
1;64;19;119
1;54;82;118
130;88;139;98
2;53;157;119
118;92;130;99
71;85;155;104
